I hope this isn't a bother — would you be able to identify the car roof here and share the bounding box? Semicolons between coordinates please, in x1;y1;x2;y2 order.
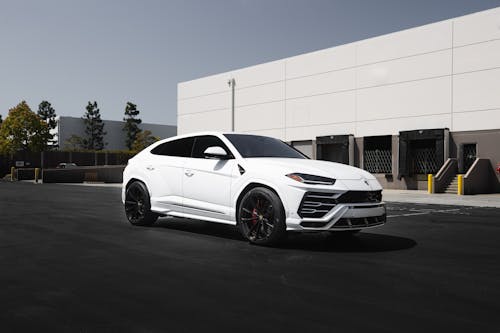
144;131;272;155
157;131;264;142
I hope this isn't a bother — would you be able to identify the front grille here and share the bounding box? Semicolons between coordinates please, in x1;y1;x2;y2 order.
332;214;386;228
298;190;382;219
336;190;382;203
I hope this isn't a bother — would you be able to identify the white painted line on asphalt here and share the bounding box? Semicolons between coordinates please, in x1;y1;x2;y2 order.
387;212;430;218
387;208;461;218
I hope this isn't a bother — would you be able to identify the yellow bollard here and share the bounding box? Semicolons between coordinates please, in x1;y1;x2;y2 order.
10;167;15;181
457;174;464;195
427;174;433;194
34;168;40;183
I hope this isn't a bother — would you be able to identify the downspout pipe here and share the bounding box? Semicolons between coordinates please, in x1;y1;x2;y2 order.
228;78;235;131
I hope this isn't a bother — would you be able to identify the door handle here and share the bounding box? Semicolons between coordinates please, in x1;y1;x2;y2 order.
146;165;155;171
185;170;194;177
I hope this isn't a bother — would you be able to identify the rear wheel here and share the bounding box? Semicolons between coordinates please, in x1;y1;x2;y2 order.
238;187;286;246
124;181;158;226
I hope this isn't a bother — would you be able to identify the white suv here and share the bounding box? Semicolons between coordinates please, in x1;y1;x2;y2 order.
122;132;386;245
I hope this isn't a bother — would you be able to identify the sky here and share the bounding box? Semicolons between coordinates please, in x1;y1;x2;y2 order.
1;0;499;126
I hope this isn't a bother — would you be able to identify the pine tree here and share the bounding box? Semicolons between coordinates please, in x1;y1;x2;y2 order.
37;100;57;146
82;101;106;150
131;130;159;153
123;102;142;150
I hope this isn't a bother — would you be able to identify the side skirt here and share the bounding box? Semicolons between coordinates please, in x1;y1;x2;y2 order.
165;211;237;225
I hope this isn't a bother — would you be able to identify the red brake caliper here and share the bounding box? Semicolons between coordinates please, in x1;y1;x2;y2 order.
251;198;261;225
251;208;259;225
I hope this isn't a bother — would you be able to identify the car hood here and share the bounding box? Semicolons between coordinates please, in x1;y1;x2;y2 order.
243;158;376;180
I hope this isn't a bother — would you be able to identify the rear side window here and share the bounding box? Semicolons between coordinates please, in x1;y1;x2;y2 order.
151;137;194;157
191;135;233;158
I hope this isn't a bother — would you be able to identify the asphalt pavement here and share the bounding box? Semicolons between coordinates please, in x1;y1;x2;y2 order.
1;181;499;332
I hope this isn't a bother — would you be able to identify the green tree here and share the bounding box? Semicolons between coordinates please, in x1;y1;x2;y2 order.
82;101;106;150
64;134;84;150
123;102;142;150
131;130;159;152
37;100;57;146
0;114;3;126
0;101;51;154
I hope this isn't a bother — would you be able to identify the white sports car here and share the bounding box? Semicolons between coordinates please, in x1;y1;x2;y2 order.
122;132;386;245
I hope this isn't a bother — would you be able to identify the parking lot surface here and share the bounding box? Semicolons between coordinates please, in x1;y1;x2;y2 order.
1;182;499;332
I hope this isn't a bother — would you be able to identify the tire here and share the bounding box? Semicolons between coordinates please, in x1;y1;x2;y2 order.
237;187;286;246
124;181;158;226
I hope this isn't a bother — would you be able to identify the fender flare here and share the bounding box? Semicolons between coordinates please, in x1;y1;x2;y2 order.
124;174;152;196
233;178;290;217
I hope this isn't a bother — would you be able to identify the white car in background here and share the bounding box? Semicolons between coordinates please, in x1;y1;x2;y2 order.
122;132;386;245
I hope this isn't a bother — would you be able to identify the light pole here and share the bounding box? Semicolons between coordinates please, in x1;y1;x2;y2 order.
228;78;235;131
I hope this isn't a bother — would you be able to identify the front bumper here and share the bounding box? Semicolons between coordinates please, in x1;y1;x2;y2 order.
286;203;386;231
283;185;386;231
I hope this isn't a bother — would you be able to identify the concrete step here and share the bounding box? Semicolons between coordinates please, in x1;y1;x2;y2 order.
442;175;460;194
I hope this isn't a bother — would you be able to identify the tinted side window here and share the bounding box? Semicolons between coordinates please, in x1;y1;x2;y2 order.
192;135;232;158
224;134;306;159
151;137;194;157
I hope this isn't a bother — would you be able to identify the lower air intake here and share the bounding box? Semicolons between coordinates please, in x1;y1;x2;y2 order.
332;214;386;229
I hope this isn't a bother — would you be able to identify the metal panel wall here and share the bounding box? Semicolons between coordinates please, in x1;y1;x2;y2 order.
178;7;500;141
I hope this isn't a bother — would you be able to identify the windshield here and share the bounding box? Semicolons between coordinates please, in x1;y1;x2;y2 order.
224;134;307;159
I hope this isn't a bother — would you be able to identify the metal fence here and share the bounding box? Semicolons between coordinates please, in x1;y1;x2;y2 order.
0;151;135;177
412;147;438;174
463;144;477;173
364;149;392;174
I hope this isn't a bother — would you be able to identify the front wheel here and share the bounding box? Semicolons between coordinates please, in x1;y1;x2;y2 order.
237;187;286;246
124;181;158;226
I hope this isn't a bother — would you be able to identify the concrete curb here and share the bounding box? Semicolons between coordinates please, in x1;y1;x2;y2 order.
383;189;500;208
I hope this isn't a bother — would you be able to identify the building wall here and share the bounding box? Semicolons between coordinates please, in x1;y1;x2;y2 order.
178;7;500;141
57;116;177;150
450;129;500;191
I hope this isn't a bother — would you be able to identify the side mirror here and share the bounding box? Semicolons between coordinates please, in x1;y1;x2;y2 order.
203;146;229;159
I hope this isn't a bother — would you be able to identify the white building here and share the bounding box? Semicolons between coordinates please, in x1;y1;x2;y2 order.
178;7;500;192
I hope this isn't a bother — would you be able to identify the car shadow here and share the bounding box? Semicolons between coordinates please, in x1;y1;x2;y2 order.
282;232;417;252
152;217;417;253
152;218;244;241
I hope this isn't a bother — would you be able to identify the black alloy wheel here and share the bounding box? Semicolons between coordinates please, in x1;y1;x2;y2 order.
238;187;286;246
125;181;158;226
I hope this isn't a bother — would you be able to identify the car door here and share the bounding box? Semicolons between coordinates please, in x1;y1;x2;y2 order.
147;137;194;213
182;135;237;221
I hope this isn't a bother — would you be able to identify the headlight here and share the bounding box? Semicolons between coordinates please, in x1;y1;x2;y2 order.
286;173;336;185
